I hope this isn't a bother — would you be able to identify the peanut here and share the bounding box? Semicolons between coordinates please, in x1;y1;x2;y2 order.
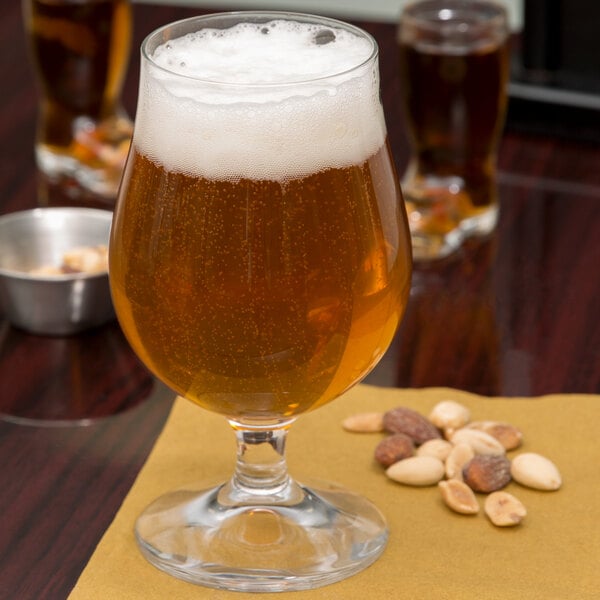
445;442;474;481
465;420;523;451
386;456;445;487
416;438;453;462
450;428;505;455
428;400;471;430
510;452;562;491
342;412;384;433
439;479;480;515
484;491;527;527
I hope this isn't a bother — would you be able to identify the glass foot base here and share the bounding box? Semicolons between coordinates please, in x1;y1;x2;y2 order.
135;479;388;592
402;173;499;261
410;228;465;261
409;204;498;261
35;114;133;205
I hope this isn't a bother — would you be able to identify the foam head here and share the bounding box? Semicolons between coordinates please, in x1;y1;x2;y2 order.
135;16;387;182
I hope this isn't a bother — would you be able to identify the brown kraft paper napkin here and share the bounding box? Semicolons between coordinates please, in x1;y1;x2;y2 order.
69;385;600;599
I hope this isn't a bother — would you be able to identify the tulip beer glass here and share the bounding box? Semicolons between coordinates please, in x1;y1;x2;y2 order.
110;12;412;591
398;0;510;260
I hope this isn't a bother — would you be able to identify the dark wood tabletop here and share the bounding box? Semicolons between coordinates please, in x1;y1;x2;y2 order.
0;2;598;599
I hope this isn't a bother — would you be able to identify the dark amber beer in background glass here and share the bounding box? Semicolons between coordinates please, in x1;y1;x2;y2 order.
23;0;133;205
398;0;509;260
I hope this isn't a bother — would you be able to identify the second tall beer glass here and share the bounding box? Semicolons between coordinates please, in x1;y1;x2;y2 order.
398;0;510;260
23;0;133;206
110;12;412;591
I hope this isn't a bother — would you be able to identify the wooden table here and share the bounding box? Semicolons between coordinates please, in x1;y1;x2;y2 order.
0;3;598;598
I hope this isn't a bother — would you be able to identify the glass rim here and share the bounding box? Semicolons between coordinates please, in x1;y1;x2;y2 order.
400;0;508;33
140;11;379;89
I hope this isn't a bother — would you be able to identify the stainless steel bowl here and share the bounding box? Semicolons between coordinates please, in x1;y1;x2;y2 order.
0;207;114;335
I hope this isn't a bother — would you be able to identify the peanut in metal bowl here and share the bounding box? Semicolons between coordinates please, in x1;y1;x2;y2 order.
0;207;114;335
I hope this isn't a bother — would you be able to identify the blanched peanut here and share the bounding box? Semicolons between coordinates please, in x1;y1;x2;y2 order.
484;491;527;527
416;438;453;462
439;479;479;515
341;412;384;433
429;400;471;430
450;429;505;456
386;456;445;486
445;442;474;481
511;453;562;491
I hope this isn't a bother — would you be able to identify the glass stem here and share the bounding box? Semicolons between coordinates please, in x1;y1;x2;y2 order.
224;419;301;504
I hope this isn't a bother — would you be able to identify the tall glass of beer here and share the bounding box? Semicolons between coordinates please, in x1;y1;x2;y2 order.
22;0;133;207
398;0;510;260
110;12;412;591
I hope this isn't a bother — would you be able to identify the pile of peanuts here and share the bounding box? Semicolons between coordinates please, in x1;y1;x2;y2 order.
342;400;562;527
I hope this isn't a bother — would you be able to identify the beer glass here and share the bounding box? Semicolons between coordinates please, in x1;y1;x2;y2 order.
110;12;412;591
22;0;133;207
398;0;510;260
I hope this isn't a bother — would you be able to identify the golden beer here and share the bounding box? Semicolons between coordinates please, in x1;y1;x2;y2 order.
111;143;410;420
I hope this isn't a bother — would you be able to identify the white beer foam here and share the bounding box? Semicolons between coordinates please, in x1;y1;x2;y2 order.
134;20;386;181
